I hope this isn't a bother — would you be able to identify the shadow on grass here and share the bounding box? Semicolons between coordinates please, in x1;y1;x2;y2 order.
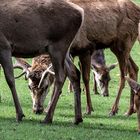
56;112;136;121
0;115;137;135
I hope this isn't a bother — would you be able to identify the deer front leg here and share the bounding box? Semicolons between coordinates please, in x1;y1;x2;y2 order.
0;49;24;122
109;47;128;116
42;52;66;124
125;56;138;116
65;55;83;124
68;81;73;93
79;52;94;115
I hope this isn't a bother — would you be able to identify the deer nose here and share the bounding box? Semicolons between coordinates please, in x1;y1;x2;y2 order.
103;93;109;97
33;105;44;114
34;110;43;114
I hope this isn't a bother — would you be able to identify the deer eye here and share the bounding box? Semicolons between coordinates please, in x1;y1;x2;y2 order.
35;73;41;79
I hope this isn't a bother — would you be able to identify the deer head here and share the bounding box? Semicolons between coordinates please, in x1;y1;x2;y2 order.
14;56;55;114
92;63;118;96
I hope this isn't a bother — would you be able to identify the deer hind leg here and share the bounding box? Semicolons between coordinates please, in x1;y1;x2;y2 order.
65;54;83;124
67;57;74;93
93;73;100;95
42;46;67;124
125;56;139;116
79;52;93;115
42;34;81;123
0;49;24;122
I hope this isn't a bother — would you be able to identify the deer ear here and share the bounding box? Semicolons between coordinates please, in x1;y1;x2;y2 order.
125;77;140;94
108;62;118;71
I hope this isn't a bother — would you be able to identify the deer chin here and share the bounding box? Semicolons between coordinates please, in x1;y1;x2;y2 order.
30;85;50;115
101;89;109;97
33;106;44;114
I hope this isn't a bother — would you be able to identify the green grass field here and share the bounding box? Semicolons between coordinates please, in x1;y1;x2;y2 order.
1;0;140;140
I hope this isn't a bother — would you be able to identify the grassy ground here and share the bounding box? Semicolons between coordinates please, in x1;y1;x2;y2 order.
1;0;140;140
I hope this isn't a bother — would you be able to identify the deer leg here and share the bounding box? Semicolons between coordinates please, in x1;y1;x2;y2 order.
0;50;24;122
109;39;132;116
42;29;80;123
79;52;94;115
68;57;74;93
125;56;139;116
68;82;73;93
109;55;127;115
42;50;66;124
93;73;99;95
65;54;83;124
109;36;135;116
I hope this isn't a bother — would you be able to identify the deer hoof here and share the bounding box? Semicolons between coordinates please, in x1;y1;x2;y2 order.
40;119;52;124
85;106;94;115
84;112;91;115
109;111;117;116
74;118;83;125
124;112;132;117
124;109;136;117
109;107;118;116
103;94;109;97
94;91;100;95
16;113;25;122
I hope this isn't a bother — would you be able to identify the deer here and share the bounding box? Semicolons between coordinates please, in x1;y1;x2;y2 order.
91;50;117;96
68;49;117;97
14;55;55;114
0;0;84;124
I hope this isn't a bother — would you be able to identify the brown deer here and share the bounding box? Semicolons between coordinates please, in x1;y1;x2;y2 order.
68;49;117;97
66;0;140;117
0;0;84;124
91;50;117;96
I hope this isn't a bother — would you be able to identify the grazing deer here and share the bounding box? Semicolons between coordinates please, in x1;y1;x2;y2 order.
69;49;117;97
91;50;117;96
14;55;55;114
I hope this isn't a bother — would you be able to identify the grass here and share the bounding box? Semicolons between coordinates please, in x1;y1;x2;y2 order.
1;0;140;140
